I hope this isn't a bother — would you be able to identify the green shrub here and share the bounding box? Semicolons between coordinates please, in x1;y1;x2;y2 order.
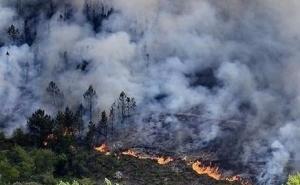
12;182;23;185
104;178;119;185
12;182;42;185
287;173;300;185
31;149;56;174
78;178;95;185
57;180;79;185
0;157;20;183
8;146;34;179
32;173;57;185
24;183;42;185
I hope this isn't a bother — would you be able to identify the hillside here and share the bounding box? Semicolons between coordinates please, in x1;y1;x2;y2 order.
1;0;300;184
0;137;241;185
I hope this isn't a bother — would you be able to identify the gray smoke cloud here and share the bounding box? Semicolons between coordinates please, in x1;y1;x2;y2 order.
0;0;300;184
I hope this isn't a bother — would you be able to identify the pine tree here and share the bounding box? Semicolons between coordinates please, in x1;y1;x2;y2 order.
86;121;96;148
46;81;64;109
12;128;28;146
55;107;76;136
53;108;77;153
75;104;85;136
83;0;113;32
118;91;127;124
116;91;136;124
27;109;54;147
83;85;97;123
98;111;108;140
7;25;19;43
109;103;116;137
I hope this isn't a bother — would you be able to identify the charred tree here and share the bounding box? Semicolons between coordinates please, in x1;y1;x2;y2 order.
116;91;137;124
109;103;116;137
83;85;97;123
46;81;64;109
83;0;113;32
75;104;85;137
86;121;96;148
7;25;20;44
118;91;127;124
97;111;108;142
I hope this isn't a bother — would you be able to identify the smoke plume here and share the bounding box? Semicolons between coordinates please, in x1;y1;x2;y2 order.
0;0;300;184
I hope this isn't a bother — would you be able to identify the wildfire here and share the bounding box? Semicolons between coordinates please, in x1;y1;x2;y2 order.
43;134;56;146
121;149;173;165
226;176;241;182
227;176;252;185
122;149;145;159
192;161;222;180
94;145;249;184
157;156;174;165
94;143;110;155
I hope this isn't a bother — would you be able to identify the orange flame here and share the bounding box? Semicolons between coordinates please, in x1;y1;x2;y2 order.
122;149;173;165
95;146;250;184
192;161;222;180
94;144;110;154
157;156;174;165
226;176;240;182
122;149;143;158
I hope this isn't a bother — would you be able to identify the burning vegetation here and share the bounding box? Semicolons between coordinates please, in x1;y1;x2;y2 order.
1;0;300;184
192;161;222;180
94;144;250;185
0;85;251;185
121;149;174;165
94;143;110;155
157;156;174;165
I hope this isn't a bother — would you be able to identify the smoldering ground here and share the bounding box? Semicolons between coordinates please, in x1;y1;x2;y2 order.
0;0;300;184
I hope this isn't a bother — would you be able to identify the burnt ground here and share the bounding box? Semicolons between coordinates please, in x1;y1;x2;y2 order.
89;152;242;185
104;112;255;184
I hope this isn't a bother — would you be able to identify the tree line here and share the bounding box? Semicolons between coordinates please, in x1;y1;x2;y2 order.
0;81;136;185
4;0;113;46
11;81;136;153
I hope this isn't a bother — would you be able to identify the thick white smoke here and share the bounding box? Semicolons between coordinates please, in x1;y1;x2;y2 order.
1;0;300;184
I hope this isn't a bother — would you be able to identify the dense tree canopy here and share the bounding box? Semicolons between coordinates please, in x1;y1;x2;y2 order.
27;110;54;147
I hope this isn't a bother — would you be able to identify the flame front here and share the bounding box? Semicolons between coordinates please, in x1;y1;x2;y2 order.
122;149;173;165
94;143;110;154
157;156;174;165
95;146;250;184
122;149;144;158
192;161;222;180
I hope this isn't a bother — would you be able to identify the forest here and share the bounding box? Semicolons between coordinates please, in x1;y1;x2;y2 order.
0;84;241;185
1;0;300;185
0;82;137;184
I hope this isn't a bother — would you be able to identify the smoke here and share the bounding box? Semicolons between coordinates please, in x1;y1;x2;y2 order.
0;0;300;183
0;6;15;34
